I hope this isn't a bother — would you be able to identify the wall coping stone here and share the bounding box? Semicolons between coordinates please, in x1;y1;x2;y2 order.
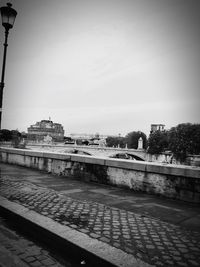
105;158;147;171
70;154;106;165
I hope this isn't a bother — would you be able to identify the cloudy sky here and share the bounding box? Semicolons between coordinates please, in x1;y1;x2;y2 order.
0;0;200;136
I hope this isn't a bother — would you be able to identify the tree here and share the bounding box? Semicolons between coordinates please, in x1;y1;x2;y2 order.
0;129;12;141
168;123;200;162
106;136;126;148
147;130;169;154
125;131;147;149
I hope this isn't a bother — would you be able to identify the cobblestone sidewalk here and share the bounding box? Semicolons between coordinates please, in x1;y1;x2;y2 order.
0;178;200;267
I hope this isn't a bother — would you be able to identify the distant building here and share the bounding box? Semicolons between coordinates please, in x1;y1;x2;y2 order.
27;119;64;142
150;124;165;134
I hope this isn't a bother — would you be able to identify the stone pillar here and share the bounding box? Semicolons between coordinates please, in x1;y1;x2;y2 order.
137;137;143;150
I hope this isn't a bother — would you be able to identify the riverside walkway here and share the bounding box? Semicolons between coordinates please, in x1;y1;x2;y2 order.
0;162;200;267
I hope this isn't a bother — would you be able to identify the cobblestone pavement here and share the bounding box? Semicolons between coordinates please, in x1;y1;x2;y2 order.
0;178;200;267
0;214;76;267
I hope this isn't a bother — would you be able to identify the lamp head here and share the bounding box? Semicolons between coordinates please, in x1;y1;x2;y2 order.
0;3;17;31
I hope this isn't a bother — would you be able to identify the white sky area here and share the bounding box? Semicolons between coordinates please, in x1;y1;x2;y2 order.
0;0;200;136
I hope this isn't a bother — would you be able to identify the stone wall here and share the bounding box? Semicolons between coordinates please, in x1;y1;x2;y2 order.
0;147;200;203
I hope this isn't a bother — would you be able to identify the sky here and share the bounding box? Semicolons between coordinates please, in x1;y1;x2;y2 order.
0;0;200;136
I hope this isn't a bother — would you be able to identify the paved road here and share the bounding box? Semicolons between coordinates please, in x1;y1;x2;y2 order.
0;163;200;267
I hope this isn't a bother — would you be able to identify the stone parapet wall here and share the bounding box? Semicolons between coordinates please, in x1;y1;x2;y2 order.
0;147;200;203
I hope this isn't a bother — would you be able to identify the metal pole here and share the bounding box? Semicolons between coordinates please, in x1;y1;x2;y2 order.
0;29;9;130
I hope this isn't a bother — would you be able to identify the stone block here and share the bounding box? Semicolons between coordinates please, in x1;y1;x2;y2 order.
146;162;200;178
105;158;146;171
43;151;71;160
84;156;105;166
70;154;105;166
24;150;43;158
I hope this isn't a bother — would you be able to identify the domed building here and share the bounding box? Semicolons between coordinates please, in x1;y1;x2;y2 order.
27;119;64;142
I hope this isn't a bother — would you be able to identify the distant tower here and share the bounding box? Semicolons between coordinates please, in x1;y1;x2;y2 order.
150;124;165;134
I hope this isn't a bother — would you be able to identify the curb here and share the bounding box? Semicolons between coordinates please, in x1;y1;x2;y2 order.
0;196;153;267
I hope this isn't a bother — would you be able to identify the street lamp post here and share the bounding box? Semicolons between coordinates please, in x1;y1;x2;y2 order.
0;2;17;130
